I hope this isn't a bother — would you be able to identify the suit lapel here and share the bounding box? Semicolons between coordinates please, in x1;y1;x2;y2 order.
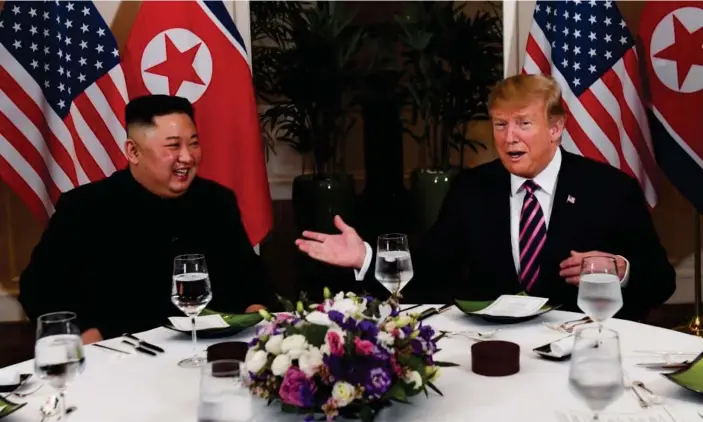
489;165;519;286
543;150;580;264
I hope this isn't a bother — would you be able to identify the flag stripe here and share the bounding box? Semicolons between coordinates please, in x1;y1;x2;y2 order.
84;82;126;161
0;66;79;187
63;115;106;183
73;94;124;169
652;106;703;170
68;104;115;177
0;132;53;217
0;110;62;204
196;0;249;71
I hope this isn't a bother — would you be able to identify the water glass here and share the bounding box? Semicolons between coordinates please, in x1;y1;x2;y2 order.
374;233;414;298
198;360;253;422
568;327;624;420
34;311;85;420
171;254;213;368
577;256;623;330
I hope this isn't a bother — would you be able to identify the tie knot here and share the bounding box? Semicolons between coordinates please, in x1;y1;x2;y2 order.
522;180;539;195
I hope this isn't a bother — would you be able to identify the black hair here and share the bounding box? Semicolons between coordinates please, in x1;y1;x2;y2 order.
125;94;195;129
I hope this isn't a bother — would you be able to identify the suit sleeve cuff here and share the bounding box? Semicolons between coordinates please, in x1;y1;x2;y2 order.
354;242;373;281
618;255;630;287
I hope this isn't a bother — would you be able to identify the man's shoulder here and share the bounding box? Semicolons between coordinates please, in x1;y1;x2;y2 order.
56;170;128;209
564;151;637;188
190;176;238;204
451;158;507;189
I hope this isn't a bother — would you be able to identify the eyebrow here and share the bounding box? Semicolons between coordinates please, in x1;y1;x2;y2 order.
165;133;199;141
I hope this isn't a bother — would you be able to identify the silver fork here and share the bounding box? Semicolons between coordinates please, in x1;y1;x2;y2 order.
544;316;592;333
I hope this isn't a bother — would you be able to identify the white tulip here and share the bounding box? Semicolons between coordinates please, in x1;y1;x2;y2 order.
265;335;284;355
271;354;292;376
298;347;324;377
245;350;268;374
281;334;308;359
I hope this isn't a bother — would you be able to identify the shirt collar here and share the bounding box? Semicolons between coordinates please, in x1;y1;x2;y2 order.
510;147;562;196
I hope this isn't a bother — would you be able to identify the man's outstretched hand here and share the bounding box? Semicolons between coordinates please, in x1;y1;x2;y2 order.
295;215;367;269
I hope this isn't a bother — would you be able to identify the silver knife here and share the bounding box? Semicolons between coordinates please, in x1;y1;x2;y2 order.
123;333;165;353
418;304;454;321
92;344;130;355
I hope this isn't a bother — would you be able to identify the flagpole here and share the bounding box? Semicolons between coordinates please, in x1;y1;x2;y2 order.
676;210;702;336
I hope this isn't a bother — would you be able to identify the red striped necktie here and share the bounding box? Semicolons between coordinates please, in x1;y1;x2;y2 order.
519;180;547;291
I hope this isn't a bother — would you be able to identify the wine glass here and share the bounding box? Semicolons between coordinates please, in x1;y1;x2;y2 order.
577;256;623;331
171;254;213;368
374;233;414;301
568;327;624;420
34;311;86;420
198;360;253;422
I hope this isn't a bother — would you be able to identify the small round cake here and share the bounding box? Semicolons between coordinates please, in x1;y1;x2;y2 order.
471;340;520;377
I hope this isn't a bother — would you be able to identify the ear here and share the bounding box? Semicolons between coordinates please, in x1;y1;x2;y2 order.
124;139;140;165
549;117;565;143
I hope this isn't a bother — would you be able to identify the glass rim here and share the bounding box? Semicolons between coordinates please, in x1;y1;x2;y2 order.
378;233;408;240
581;255;617;264
574;326;619;339
37;311;76;323
174;254;205;261
204;359;244;376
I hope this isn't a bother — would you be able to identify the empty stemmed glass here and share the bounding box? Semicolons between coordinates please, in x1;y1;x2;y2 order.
171;254;213;368
34;311;86;420
577;256;623;331
374;233;414;302
568;327;624;420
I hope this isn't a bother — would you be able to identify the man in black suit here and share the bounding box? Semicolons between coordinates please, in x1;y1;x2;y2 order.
295;74;675;321
19;95;275;344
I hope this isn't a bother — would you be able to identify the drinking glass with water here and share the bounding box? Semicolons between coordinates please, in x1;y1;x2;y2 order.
375;233;414;299
577;256;623;330
198;360;253;422
568;327;624;420
172;254;212;368
34;311;86;420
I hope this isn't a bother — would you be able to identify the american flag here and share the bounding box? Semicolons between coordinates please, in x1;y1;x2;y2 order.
523;0;658;207
0;0;127;221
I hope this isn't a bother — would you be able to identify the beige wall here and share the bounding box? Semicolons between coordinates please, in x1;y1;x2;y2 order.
1;2;701;321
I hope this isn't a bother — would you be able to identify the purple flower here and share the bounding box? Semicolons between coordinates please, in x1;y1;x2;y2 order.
419;325;435;341
401;325;413;337
372;345;390;361
279;367;317;408
390;307;400;317
358;320;379;340
365;367;392;398
248;338;259;348
411;337;430;355
328;310;346;326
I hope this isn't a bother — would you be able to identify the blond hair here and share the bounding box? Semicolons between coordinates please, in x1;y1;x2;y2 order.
488;74;566;123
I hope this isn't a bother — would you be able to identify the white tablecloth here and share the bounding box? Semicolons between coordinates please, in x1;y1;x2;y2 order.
2;307;703;422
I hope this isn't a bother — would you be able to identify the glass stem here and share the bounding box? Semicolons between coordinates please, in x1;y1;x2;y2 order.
58;390;66;420
191;316;197;357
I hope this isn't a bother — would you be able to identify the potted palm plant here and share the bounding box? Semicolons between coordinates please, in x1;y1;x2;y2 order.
396;2;503;234
252;2;365;235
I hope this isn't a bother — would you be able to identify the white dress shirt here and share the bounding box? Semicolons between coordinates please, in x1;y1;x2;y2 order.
355;148;629;286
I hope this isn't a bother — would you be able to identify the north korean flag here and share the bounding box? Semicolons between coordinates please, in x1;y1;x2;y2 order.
120;0;272;245
638;1;703;213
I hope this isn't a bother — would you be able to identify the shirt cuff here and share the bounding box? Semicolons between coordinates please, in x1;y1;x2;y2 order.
618;255;630;287
353;242;373;281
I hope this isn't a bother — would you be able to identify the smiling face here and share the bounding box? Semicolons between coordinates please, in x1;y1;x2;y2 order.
488;74;566;179
491;100;563;178
124;113;201;198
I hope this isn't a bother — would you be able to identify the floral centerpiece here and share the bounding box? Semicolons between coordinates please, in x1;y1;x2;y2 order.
243;289;457;422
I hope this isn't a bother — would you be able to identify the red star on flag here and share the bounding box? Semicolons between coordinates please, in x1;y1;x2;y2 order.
653;15;703;89
145;34;205;95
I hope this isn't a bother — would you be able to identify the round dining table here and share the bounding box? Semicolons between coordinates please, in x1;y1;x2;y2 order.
1;306;703;422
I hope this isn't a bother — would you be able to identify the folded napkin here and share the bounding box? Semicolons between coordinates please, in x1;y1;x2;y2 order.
550;335;574;357
169;315;229;331
0;371;19;386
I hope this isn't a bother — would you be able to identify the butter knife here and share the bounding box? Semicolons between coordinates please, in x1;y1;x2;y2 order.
121;340;157;356
92;344;130;355
418;304;454;321
123;333;165;353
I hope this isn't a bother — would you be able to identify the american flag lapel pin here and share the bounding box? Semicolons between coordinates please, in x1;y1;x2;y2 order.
567;195;575;204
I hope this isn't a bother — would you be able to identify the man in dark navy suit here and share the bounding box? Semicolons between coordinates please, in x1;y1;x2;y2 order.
295;74;675;321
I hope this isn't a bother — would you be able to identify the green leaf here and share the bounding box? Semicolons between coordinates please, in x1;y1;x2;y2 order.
200;309;263;328
663;351;703;393
359;405;374;422
301;324;329;347
383;383;410;404
281;403;303;414
434;361;460;367
397;355;424;373
426;381;444;397
0;395;26;418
